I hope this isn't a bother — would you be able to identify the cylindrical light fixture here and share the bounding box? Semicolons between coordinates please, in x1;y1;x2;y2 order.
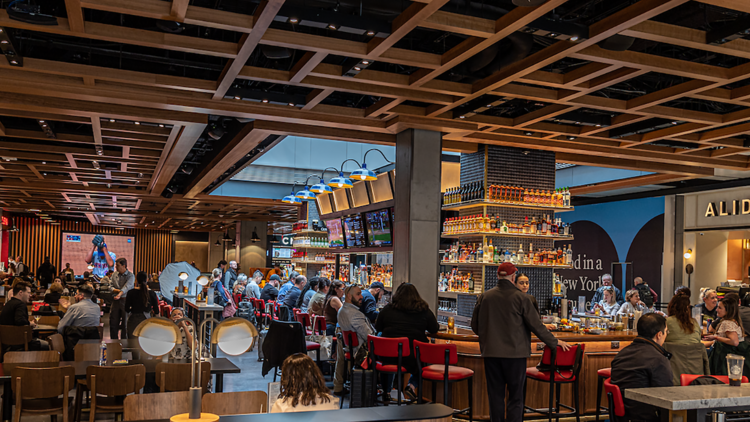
351;149;392;181
684;248;692;259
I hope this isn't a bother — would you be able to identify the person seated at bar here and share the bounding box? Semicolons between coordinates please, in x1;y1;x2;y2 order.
44;280;65;305
674;285;691;298
633;277;658;308
276;271;298;304
591;273;624;305
617;289;647;316
611;313;673;422
665;294;701;344
272;353;339;412
592;286;620;316
359;281;384;323
333;284;375;396
282;275;307;309
244;271;262;300
375;283;439;401
696;288;718;320
261;274;281;302
0;281;48;350
708;292;740;334
297;277;318;312
309;278;329;316
706;296;750;375
57;285;100;334
323;280;344;335
514;273;555;330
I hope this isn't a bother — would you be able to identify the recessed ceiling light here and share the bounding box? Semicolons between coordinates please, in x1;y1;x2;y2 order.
0;41;7;44
234;96;241;100
366;30;375;36
362;60;370;65
568;136;577;140
134;122;140;125
524;131;533;136
459;115;465;119
289;17;299;24
354;66;361;71
39;120;44;123
672;121;678;125
10;61;17;64
159;124;164;128
262;99;269;103
569;36;579;42
328;24;338;30
109;119;115;122
42;161;46;164
596;124;602;127
288;103;295;107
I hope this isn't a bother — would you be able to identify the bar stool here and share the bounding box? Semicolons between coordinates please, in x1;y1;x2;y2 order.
252;299;270;328
595;367;611;422
603;378;625;422
340;330;359;409
680;374;749;385
414;340;473;421
294;312;313;335
368;335;410;406
312;315;327;336
524;344;584;422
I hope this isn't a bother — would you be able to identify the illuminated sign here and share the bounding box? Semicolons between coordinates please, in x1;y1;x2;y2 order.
66;235;81;242
705;199;750;217
0;216;7;226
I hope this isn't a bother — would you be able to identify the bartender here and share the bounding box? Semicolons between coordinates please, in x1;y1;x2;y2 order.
514;273;556;330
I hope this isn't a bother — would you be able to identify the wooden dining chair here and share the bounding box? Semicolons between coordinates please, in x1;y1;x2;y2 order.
0;325;32;360
11;366;76;422
123;391;191;421
74;342;122;362
155;362;211;394
85;364;146;422
4;350;60;363
48;334;65;355
201;391;268;415
37;315;61;327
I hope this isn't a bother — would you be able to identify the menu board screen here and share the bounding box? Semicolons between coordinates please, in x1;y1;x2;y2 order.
325;218;344;248
365;209;392;247
342;213;367;249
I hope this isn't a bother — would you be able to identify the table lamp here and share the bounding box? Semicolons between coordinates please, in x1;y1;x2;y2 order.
134;316;258;422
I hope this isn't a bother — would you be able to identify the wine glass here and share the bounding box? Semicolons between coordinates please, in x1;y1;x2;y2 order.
33;315;40;324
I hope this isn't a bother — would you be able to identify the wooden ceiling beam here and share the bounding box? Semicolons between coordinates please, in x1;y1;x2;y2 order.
150;124;205;195
569;173;695;196
213;0;285;100
171;0;189;20
64;0;85;32
366;0;451;57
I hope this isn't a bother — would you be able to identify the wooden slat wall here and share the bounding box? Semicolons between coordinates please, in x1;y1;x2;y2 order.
7;215;175;274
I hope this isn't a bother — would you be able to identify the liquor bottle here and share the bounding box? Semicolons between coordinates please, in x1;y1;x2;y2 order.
477;242;484;262
511;250;518;264
564;187;571;207
557;245;563;264
566;244;573;265
490;215;497;231
500;220;508;234
488;240;495;262
536;217;543;234
517;243;525;265
523;217;530;234
493;245;500;263
504;248;511;262
551;218;558;235
482;240;489;263
542;215;548;235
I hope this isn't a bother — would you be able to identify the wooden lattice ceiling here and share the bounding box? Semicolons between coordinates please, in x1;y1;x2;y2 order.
1;0;750;225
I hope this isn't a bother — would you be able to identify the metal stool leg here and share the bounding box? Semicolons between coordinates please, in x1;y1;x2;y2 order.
468;377;473;422
596;375;604;422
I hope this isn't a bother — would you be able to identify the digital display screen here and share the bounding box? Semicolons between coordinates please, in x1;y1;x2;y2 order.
365;209;392;247
342;214;367;249
62;232;135;279
325;218;345;248
273;248;292;258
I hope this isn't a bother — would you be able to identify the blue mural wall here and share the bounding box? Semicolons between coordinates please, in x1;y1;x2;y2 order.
555;196;665;303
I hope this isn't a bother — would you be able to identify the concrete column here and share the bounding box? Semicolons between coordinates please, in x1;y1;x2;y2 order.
393;129;442;311
673;195;685;291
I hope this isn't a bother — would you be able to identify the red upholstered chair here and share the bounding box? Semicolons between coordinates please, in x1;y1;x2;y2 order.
340;331;360;409
294;313;313;335
595;367;611;422
252;299;270;328
414;340;473;421
312;315;327;336
604;378;625;422
368;335;410;406
680;374;749;386
525;344;585;422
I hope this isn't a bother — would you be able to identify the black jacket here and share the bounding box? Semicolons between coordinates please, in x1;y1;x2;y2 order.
260;284;278;302
37;262;56;286
261;320;306;377
0;298;30;326
44;292;62;305
611;337;674;422
375;305;439;348
471;279;558;358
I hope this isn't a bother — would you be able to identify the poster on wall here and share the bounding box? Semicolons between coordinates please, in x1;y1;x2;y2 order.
62;232;135;279
554;214;664;307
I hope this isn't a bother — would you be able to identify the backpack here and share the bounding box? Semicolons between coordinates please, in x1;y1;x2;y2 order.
635;284;654;308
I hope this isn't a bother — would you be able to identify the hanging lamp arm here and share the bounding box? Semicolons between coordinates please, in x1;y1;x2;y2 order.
321;167;340;180
362;149;393;166
339;159;362;173
303;174;320;186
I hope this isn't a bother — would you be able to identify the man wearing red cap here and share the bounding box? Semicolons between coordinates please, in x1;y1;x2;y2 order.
471;262;570;422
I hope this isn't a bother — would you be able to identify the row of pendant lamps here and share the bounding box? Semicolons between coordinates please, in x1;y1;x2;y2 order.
282;149;391;204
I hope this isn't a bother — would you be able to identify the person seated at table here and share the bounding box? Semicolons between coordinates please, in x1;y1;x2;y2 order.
592;286;620;316
57;285;100;334
261;275;280;302
617;289;647;316
375;283;439;401
334;285;374;396
611;313;673;422
514;274;556;330
276;271;298;304
244;271;262;300
706;296;750;375
297;277;318;312
707;292;741;334
124;271;159;338
665;294;701;344
272;353;339;412
591;273;624;305
169;307;198;359
5;277;23;301
44;280;66;304
0;281;48;350
308;278;329;316
282;275;307;309
696;288;718;320
674;285;691;298
323;280;345;335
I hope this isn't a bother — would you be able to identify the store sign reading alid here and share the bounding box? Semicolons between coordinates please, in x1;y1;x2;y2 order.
705;199;750;217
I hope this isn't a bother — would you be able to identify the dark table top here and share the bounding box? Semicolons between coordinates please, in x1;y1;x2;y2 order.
130;403;453;422
78;338;140;348
0;357;240;380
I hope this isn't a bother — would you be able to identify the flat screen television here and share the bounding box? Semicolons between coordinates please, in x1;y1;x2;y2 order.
62;232;135;280
325;218;345;248
365;209;393;247
342;213;367;249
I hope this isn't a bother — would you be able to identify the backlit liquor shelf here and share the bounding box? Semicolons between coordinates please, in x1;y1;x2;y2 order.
442;200;574;212
292;230;329;235
291;260;336;265
440;261;573;269
442;232;573;240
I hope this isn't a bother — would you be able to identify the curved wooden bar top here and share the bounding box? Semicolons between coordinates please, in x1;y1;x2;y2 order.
424;327;638;420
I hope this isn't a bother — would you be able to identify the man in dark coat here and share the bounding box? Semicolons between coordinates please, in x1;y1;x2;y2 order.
37;256;56;288
611;313;673;422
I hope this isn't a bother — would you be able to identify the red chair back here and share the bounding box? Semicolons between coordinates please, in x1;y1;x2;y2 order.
680;374;749;386
367;335;410;358
341;331;359;348
539;343;584;368
294;312;311;328
233;293;242;306
414;340;457;365
604;378;625;417
312;315;326;335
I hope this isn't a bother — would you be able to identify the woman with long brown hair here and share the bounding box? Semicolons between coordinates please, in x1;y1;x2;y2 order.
375;282;439;400
705;297;745;347
271;353;338;412
322;280;344;335
665;294;701;344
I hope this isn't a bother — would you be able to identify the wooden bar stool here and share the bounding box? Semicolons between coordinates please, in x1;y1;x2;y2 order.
368;335;410;406
414;340;473;421
595;367;611;422
524;344;584;422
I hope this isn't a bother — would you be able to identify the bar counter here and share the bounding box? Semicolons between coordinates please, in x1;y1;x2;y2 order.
426;327;638;420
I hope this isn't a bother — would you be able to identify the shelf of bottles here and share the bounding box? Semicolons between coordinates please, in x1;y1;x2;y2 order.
370;263;393;289
442;182;573;212
292;236;330;249
291;250;336;264
442;240;573;268
442;214;572;239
